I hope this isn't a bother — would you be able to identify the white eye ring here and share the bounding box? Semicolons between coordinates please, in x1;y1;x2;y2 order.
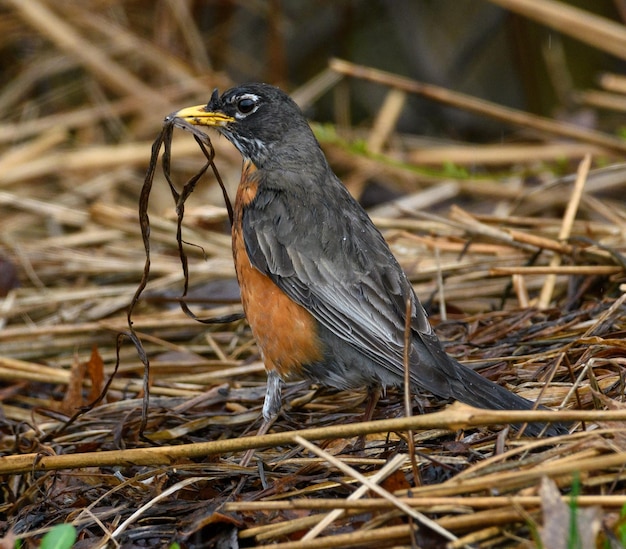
233;93;260;119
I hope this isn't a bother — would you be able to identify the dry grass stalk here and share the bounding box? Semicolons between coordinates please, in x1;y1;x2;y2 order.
411;142;611;165
538;154;591;308
1;2;626;546
224;494;626;512
6;0;168;108
329;58;626;153
487;0;626;60
5;408;626;476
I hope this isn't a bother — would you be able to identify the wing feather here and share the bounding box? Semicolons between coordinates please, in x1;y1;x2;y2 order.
242;171;425;381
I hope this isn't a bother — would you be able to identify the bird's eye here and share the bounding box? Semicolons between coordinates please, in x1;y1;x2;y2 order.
237;97;257;114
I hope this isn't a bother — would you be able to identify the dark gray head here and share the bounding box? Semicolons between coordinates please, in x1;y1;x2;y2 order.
173;83;321;169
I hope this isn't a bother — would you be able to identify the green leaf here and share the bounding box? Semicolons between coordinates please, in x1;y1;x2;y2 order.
40;524;77;549
568;473;581;549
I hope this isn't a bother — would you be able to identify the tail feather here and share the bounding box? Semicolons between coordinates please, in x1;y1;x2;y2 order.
412;333;567;437
449;360;567;437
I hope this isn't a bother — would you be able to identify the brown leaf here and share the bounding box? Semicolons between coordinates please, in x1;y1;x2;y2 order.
59;346;105;414
86;344;105;403
60;354;87;415
380;470;411;492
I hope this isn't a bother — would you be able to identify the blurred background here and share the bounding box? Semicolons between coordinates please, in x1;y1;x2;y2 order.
3;0;624;136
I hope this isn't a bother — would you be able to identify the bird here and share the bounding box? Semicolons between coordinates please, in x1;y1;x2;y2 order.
170;83;565;437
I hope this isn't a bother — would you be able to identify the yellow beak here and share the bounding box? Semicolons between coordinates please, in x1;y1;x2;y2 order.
172;104;235;126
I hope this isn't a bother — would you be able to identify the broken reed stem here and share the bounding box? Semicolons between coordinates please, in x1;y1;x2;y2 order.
487;0;626;61
367;88;407;154
329;58;626;153
108;476;204;544
242;506;584;548
6;0;168;108
538;154;591;309
4;407;626;475
411;142;607;165
490;266;622;276
506;229;575;255
224;494;626;512
249;524;413;549
301;453;409;541
294;436;457;542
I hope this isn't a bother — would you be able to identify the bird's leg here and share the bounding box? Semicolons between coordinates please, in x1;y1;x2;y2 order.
362;386;381;422
262;369;283;421
349;386;381;453
239;370;283;467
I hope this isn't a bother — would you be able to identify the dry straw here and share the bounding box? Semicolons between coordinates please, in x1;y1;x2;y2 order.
1;0;626;546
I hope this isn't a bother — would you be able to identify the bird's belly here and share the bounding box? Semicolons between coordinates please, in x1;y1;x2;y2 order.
233;243;324;378
231;181;324;379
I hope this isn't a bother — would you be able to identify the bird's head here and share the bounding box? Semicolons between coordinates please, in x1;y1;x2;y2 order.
169;83;317;168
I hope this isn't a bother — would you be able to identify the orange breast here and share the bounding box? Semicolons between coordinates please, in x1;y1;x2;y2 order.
232;161;324;379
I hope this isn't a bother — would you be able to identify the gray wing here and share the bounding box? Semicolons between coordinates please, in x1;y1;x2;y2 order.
242;171;459;392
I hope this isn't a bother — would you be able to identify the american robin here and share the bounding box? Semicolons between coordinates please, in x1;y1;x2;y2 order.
170;83;564;437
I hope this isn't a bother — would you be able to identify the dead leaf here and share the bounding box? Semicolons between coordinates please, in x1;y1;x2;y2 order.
381;470;411;492
60;353;87;415
86;344;105;402
60;346;105;414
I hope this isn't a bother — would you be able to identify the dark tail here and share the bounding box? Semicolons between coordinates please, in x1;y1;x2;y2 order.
413;332;568;437
449;360;567;437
